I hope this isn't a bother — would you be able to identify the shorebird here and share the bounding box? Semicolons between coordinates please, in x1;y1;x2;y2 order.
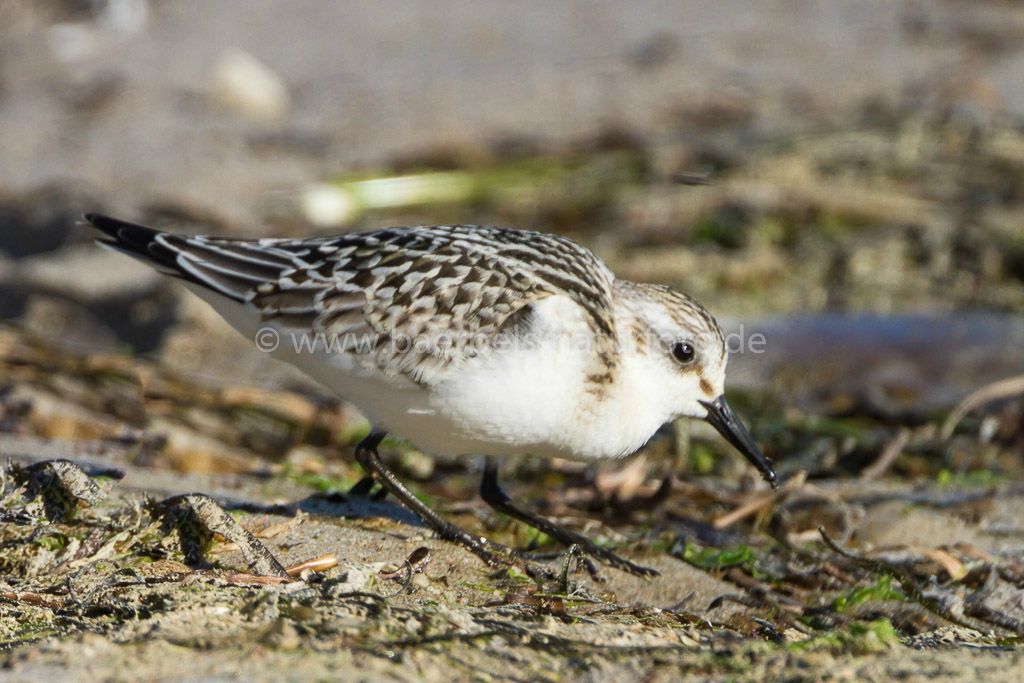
86;213;776;576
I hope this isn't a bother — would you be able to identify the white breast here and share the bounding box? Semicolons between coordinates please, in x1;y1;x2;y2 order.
415;295;669;460
184;285;667;461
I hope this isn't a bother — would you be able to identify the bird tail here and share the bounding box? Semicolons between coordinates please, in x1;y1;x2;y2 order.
83;213;299;302
84;213;188;275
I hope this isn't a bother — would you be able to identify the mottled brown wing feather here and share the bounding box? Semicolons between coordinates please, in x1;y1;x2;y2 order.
241;226;616;383
87;215;617;384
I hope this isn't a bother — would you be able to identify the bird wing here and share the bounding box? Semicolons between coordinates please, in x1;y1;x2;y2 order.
86;214;616;384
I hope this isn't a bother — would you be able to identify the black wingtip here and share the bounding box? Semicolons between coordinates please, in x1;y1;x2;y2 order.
84;212;159;241
83;212;191;277
84;212;168;254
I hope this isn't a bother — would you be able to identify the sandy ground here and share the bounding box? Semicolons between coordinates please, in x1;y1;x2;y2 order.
1;413;1024;681
3;2;1024;681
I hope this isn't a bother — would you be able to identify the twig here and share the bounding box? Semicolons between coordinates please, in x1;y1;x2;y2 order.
0;590;67;608
963;566;1024;637
860;428;910;481
941;374;1024;440
818;527;993;633
558;544;582;595
911;546;967;581
379;546;432;596
713;470;806;529
285;553;338;577
217;571;292;586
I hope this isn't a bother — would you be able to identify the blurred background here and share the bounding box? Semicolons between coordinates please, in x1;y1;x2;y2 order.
5;4;1024;675
2;0;1023;485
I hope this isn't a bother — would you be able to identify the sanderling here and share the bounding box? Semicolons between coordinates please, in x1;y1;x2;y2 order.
86;213;776;576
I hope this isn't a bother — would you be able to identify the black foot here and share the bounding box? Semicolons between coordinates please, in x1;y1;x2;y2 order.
352;431;556;580
480;459;659;578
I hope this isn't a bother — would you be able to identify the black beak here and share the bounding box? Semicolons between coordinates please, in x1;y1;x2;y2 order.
699;395;778;488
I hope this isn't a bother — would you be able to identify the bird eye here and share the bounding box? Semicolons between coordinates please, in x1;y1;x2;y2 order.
671;341;696;364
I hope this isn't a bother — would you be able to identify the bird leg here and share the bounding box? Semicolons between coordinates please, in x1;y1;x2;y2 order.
346;475;375;496
347;474;386;500
352;431;555;577
479;457;659;577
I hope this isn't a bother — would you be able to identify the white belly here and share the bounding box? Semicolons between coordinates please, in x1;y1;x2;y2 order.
283;296;598;458
187;285;663;461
